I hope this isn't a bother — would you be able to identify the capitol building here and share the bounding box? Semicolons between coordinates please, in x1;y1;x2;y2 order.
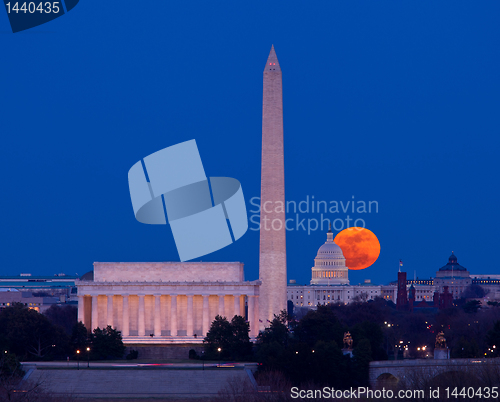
287;227;395;308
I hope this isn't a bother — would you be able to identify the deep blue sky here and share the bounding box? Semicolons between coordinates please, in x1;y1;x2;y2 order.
1;1;499;286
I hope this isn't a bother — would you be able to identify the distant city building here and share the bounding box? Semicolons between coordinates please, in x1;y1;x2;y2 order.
0;273;78;300
396;272;408;310
433;252;471;298
0;288;67;313
406;253;500;303
287;232;500;311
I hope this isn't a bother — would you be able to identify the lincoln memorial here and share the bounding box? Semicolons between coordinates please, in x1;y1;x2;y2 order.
77;262;261;344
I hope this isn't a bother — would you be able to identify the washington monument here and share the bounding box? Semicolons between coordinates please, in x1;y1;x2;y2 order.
259;45;287;328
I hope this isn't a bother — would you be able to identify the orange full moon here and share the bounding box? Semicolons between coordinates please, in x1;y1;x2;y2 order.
334;227;380;270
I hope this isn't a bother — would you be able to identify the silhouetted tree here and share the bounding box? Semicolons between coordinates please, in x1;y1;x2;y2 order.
0;353;25;402
486;321;500;357
293;305;344;347
203;315;233;360
0;353;23;378
462;284;488;299
463;300;482;314
44;305;77;335
309;340;351;387
331;297;392;327
71;321;89;354
89;326;125;360
204;315;253;361
353;338;372;386
230;315;252;360
350;320;386;360
255;341;286;372
257;310;289;347
0;303;69;360
453;336;480;358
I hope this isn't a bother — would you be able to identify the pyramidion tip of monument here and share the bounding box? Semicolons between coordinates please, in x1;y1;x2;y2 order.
265;45;281;72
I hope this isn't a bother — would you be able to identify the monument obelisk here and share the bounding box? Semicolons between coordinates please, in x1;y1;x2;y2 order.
259;45;287;328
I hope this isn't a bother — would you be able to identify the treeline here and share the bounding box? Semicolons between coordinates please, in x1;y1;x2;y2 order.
4;295;500;389
204;297;500;388
201;306;383;387
329;296;500;359
255;307;382;388
0;303;125;361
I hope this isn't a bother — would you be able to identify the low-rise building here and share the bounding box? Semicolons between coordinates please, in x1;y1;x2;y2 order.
287;230;500;311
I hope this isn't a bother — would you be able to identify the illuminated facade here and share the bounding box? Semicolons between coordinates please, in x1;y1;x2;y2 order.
310;225;349;285
287;229;394;308
77;262;260;344
0;288;58;312
287;233;500;310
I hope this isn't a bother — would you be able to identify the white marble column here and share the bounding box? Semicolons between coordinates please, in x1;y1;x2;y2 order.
78;295;85;325
187;295;194;337
138;295;145;336
202;295;209;336
154;295;161;336
218;295;225;317
107;295;114;328
253;295;259;338
234;295;241;317
170;295;178;337
247;296;255;337
122;296;129;336
91;295;99;330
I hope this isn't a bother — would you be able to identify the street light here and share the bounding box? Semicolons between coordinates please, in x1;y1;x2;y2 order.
201;351;205;371
76;350;80;370
217;347;222;368
86;347;90;368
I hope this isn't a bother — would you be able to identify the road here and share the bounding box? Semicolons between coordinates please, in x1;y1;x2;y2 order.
21;361;257;369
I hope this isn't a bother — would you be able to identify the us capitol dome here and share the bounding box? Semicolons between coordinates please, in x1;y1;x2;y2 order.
310;225;349;285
